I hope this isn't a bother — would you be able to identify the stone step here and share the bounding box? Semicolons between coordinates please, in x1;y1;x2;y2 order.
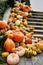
28;22;43;25
31;11;43;13
32;13;43;16
33;34;43;38
34;30;43;33
28;16;43;19
27;18;43;22
28;25;43;28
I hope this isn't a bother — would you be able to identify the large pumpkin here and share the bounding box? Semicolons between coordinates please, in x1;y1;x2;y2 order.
4;38;15;52
13;31;24;42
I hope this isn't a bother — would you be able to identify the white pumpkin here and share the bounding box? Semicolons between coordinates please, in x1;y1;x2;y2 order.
15;20;21;25
17;15;23;19
7;53;19;65
16;46;25;57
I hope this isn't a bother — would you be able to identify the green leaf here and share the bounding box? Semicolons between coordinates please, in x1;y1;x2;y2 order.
0;36;7;49
0;56;7;64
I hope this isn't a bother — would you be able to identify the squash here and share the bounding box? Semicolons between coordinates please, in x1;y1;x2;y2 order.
23;6;31;12
15;20;21;26
25;48;33;58
16;46;25;57
13;18;17;22
20;13;27;18
26;44;33;48
23;19;28;26
8;34;14;39
26;32;34;38
15;28;20;32
32;51;37;56
0;21;10;29
0;21;7;29
35;41;43;51
19;3;25;10
5;30;14;39
7;53;19;65
4;38;15;52
2;52;9;58
25;38;32;44
11;48;16;53
20;43;26;48
13;31;24;42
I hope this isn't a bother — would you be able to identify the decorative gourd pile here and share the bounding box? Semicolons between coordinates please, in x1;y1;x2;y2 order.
0;2;43;65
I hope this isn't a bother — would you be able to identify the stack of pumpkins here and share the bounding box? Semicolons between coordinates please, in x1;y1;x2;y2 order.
0;2;43;65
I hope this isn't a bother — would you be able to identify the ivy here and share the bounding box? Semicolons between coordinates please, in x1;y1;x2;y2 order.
0;0;9;20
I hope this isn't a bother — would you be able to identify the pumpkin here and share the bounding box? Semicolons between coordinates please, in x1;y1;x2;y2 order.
35;41;43;51
4;38;15;52
15;28;20;32
25;38;32;44
8;34;14;39
0;21;10;30
19;3;25;10
32;51;37;56
20;43;26;48
13;31;24;42
25;12;29;16
23;6;31;12
0;21;9;29
6;25;10;30
5;30;13;36
26;32;34;38
7;53;19;65
20;13;27;18
26;44;33;48
10;13;15;18
15;20;21;26
23;19;28;26
5;30;14;39
16;46;25;57
13;18;17;22
2;52;9;58
11;48;16;53
17;15;23;19
25;48;33;58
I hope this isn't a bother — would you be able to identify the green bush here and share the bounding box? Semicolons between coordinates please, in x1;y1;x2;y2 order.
0;0;9;20
0;0;16;20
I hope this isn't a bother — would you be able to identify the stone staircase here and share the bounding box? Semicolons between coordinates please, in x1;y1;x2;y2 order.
28;11;43;40
3;9;43;40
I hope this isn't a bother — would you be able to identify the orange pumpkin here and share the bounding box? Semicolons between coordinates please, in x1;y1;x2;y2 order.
8;34;14;39
13;32;24;42
0;21;10;29
37;41;43;51
11;48;16;53
6;25;10;30
13;18;17;22
4;38;15;52
0;21;7;29
23;6;31;12
19;4;25;10
20;13;27;18
10;13;15;18
15;28;20;32
26;32;34;38
20;43;26;48
8;29;20;39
